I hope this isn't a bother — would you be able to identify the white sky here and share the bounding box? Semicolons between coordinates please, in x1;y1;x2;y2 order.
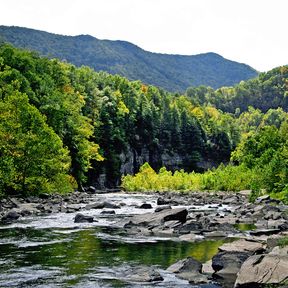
1;0;288;72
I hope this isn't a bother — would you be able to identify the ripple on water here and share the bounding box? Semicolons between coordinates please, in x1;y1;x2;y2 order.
0;193;234;287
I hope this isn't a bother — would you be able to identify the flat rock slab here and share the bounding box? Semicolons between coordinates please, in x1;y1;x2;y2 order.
235;253;288;287
250;228;281;236
219;239;265;254
125;207;188;228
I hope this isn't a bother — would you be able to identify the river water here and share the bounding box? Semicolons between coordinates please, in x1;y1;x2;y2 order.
0;193;234;287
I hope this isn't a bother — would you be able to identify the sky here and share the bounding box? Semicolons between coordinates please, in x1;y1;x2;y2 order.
1;0;288;72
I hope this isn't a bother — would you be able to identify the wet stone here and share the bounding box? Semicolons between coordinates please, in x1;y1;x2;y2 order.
74;213;94;223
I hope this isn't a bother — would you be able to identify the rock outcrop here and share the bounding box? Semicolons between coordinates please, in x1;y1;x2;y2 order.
234;247;288;287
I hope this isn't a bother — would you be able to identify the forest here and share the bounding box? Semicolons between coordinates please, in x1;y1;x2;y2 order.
0;43;288;203
0;25;257;92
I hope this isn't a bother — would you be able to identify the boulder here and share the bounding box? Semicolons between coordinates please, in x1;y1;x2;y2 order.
100;210;116;215
218;239;265;254
18;203;40;215
9;197;20;208
85;201;120;210
123;266;163;282
157;197;170;205
268;219;288;231
176;220;203;234
1;210;21;223
212;251;250;275
139;203;152;209
167;257;209;284
255;195;271;204
234;249;288;287
74;213;94;223
124;208;188;228
154;205;171;212
202;260;214;274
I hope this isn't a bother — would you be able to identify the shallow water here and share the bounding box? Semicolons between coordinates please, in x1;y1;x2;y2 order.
0;193;232;287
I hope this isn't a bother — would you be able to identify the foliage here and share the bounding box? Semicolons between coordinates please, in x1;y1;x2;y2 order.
0;25;257;92
277;236;288;247
0;43;242;195
186;66;288;113
0;42;288;201
122;162;255;192
0;92;75;195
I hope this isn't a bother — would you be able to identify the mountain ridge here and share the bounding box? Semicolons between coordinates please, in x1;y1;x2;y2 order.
0;25;258;92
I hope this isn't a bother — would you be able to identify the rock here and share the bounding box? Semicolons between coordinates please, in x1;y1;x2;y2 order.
267;235;285;250
255;194;273;204
87;186;96;193
157;197;170;205
250;228;281;236
139;203;152;209
18;203;40;215
179;233;201;242
85;201;120;209
154;205;171;212
164;220;182;229
177;220;203;234
38;193;50;199
167;257;209;284
218;239;265;254
223;195;239;205
125;208;188;228
100;210;116;214
204;231;228;238
74;213;94;223
152;228;174;237
167;256;202;274
270;245;288;255
9;197;20;208
124;266;163;282
1;210;21;223
202;260;214;274
268;219;288;231
264;211;282;220
212;251;250;275
234;252;288;287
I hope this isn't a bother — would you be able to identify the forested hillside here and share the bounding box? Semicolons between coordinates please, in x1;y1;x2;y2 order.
186;66;288;113
0;44;240;196
124;67;288;203
0;44;287;203
0;26;258;92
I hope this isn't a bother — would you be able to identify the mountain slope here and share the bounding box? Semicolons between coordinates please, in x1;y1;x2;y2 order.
0;25;258;91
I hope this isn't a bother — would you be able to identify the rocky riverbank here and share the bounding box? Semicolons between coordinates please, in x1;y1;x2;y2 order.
1;190;288;287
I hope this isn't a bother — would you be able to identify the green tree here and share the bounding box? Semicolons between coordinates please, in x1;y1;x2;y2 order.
0;92;75;195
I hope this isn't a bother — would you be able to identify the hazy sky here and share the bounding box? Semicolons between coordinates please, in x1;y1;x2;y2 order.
1;0;288;71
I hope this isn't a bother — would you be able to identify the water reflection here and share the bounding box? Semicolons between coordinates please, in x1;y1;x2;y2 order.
0;226;231;286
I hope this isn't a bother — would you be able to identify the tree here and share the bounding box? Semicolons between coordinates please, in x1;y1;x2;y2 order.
0;92;75;195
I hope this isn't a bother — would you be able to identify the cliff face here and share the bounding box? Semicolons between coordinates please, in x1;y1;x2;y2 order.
119;147;184;175
93;146;217;188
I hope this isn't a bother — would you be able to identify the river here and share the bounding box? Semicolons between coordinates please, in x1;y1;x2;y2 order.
0;192;236;287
